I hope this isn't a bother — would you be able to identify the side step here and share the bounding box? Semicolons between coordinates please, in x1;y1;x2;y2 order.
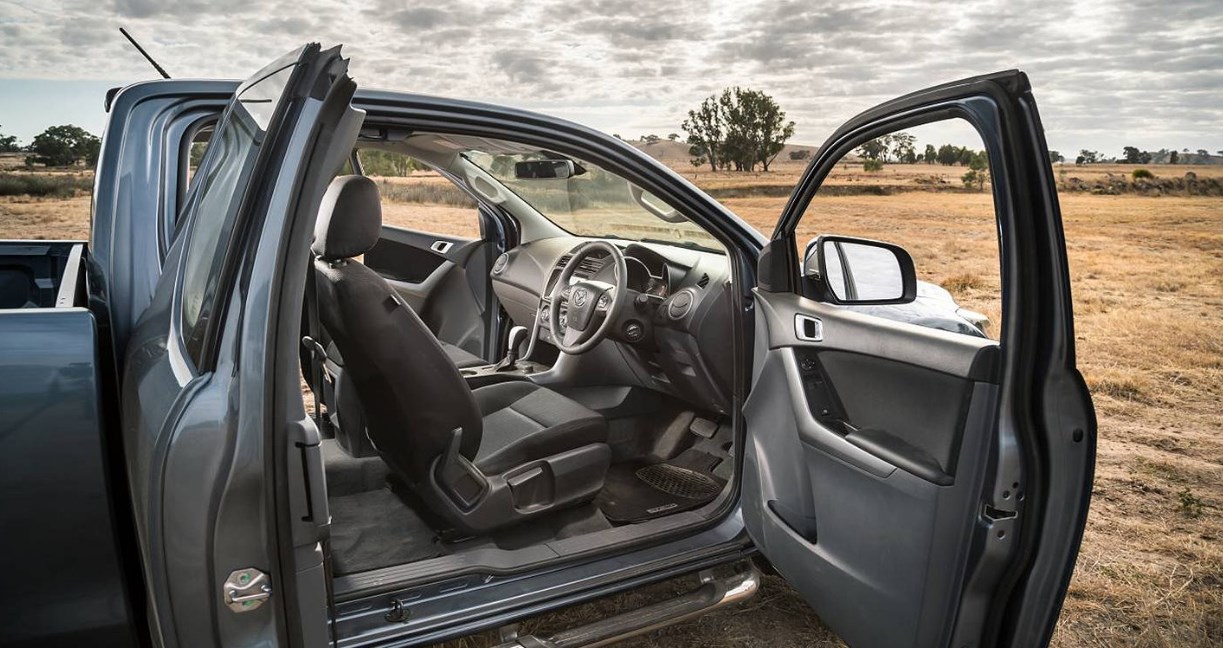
494;562;761;648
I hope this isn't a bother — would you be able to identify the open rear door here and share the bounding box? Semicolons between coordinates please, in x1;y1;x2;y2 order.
120;44;360;647
742;71;1095;647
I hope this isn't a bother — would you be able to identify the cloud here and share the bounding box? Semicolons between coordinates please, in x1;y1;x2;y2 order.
0;0;1218;154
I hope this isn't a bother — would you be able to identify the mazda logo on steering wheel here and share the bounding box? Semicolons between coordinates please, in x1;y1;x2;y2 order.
573;288;588;307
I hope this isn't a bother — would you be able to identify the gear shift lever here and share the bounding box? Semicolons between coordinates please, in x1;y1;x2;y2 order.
493;325;529;372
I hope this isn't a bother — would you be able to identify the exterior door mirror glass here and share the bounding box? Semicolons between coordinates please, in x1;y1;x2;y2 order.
817;235;917;305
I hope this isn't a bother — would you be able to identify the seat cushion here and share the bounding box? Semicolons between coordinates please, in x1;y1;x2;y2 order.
472;382;607;474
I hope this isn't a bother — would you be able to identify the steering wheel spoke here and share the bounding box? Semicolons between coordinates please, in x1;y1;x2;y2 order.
547;241;628;355
561;325;587;348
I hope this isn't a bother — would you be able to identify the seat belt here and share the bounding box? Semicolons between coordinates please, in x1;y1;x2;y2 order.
302;262;326;429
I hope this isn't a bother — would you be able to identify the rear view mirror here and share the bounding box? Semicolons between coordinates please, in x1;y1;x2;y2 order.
812;235;917;304
515;159;581;179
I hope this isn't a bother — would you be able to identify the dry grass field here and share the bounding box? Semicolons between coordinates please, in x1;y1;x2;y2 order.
2;160;1219;647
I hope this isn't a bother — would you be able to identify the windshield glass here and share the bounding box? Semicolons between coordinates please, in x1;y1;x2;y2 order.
464;150;723;252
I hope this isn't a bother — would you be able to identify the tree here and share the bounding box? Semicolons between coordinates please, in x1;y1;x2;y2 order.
1196;149;1208;157
891;132;917;164
863;158;884;172
1121;146;1152;164
189;141;207;168
1169;150;1178;164
1048;150;1064;164
1076;149;1099;165
923;144;937;164
642;134;660;144
789;149;811;161
25;125;101;167
936;144;960;166
961;150;989;191
667;133;680;142
857;138;888;162
0;125;19;153
682;96;724;172
359;149;422;176
682;87;795;172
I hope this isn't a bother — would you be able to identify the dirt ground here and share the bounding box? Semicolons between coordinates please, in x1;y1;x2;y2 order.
2;161;1219;647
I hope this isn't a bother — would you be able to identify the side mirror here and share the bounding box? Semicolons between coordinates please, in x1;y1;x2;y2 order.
515;159;582;179
808;235;917;305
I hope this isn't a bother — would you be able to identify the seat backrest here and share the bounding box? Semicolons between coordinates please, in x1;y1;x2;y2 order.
311;176;482;478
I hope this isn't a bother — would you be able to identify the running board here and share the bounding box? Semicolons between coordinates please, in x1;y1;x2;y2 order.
493;562;760;648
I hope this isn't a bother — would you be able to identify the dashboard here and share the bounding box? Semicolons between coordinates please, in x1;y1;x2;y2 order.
490;237;735;415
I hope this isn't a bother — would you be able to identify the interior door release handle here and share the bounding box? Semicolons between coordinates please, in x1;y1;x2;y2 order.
430;240;453;254
795;314;823;342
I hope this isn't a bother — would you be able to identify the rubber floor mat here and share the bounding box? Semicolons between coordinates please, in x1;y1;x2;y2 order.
596;451;726;523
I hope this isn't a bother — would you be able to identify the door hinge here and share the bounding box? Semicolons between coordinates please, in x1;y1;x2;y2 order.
224;568;272;612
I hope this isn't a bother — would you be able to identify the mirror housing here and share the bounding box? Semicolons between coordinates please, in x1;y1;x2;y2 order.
806;235;917;305
514;159;582;179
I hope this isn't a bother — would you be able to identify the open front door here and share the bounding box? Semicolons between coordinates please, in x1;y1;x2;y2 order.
742;71;1095;648
120;44;360;647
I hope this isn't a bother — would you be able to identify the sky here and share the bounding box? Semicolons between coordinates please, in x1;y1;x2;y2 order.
1;0;1221;157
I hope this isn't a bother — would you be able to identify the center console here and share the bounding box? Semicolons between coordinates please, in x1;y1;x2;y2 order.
459;360;550;389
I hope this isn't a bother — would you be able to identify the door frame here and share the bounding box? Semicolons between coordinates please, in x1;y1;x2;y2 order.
270;92;772;644
756;70;1095;646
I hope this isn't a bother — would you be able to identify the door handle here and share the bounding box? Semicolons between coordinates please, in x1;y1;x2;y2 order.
430;240;454;254
794;314;823;342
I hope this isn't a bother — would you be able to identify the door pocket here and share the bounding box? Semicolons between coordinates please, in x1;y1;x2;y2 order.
365;239;446;283
798;349;974;485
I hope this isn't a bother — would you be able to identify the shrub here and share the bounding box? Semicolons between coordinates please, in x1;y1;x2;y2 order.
1177;487;1204;518
377;180;476;208
863;158;883;172
941;272;985;292
0;173;93;198
1132;168;1154;180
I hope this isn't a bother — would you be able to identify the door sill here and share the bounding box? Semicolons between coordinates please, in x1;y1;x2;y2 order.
493;561;760;648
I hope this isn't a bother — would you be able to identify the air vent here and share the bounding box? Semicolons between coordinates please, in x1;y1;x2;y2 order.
667;289;695;320
696;273;710;288
555;253;607;277
492;252;510;275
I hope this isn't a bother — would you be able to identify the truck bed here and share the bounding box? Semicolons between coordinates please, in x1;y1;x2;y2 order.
0;240;86;309
0;240;140;647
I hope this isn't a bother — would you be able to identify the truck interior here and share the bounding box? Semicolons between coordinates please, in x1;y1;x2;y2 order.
299;130;743;580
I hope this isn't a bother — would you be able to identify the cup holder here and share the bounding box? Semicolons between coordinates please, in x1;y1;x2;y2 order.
460;368;479;377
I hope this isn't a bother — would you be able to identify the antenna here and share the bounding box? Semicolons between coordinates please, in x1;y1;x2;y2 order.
119;27;171;79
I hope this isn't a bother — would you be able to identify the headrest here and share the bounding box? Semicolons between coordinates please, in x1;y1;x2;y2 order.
312;175;382;261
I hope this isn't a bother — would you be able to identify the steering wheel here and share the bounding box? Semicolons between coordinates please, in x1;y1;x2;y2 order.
548;241;629;355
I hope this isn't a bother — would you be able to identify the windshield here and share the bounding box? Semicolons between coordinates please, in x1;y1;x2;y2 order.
464;150;723;252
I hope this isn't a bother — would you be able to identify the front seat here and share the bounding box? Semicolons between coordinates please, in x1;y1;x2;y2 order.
303;175;482;454
312;175;611;534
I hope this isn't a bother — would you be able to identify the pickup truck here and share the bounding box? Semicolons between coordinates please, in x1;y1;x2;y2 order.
0;44;1096;648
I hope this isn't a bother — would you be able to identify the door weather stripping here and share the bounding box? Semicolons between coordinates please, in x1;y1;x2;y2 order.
493;562;760;648
223;568;272;612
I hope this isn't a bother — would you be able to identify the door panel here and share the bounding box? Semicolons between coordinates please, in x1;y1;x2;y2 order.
365;225;494;360
744;70;1095;648
744;293;1002;647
